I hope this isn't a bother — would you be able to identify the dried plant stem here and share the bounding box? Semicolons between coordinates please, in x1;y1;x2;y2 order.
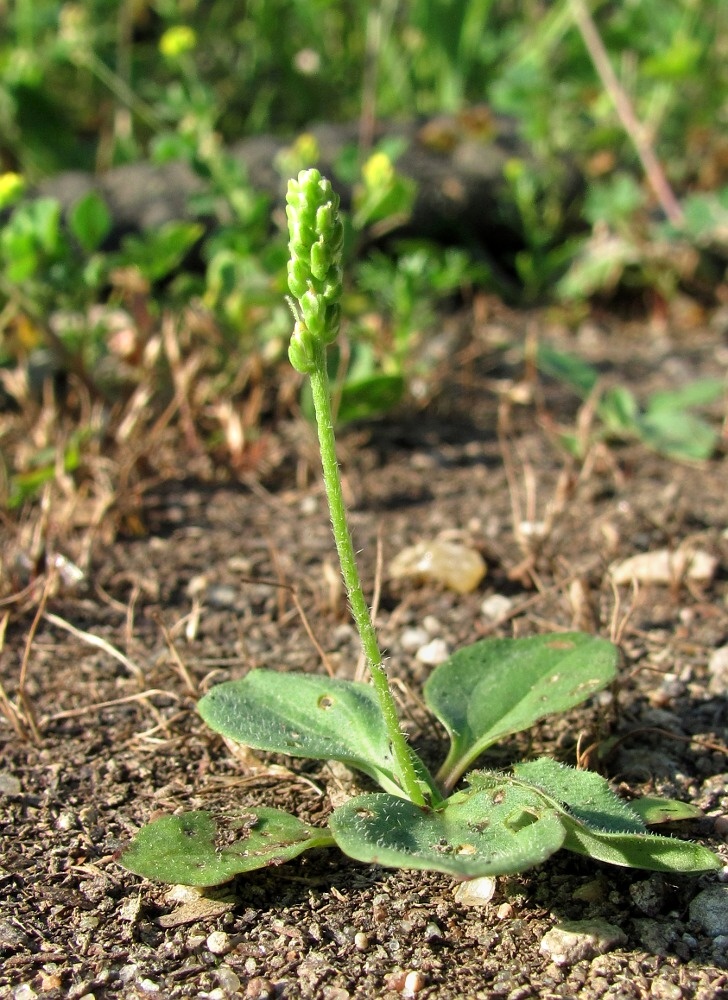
569;0;684;225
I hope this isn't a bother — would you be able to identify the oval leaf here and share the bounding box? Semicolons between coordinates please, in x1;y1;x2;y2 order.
198;671;401;794
69;190;112;252
119;808;335;886
329;782;565;878
424;633;618;789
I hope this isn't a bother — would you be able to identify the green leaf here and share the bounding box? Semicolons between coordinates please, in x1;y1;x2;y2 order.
198;671;402;796
510;759;721;873
628;796;704;825
329;780;565;878
119;221;204;281
120;808;334;886
335;374;405;424
636;409;717;461
560;817;721;873
599;386;640;435
69;191;112;253
646;379;724;414
537;344;599;396
513;759;645;834
424;633;618;790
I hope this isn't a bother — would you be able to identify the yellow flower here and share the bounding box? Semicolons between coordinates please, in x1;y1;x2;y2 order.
362;152;394;190
159;26;197;59
0;172;25;209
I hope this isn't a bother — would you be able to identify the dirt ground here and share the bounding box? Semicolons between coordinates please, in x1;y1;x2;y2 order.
2;301;728;999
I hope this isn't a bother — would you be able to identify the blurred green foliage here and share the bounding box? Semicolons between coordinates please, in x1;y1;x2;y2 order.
0;0;726;475
2;0;725;181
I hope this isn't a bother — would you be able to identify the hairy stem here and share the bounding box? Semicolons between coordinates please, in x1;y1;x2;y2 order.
308;345;430;807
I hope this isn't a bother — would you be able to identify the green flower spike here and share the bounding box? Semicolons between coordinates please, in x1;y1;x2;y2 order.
286;169;344;372
285;169;435;808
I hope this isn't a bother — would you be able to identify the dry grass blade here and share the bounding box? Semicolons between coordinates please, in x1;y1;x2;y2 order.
42;689;182;723
44;611;145;682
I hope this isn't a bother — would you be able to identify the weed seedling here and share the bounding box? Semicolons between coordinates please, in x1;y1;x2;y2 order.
121;170;720;886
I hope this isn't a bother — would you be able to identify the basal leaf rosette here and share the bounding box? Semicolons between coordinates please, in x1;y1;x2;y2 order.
286;168;345;372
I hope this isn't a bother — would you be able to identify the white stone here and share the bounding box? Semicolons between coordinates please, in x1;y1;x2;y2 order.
400;627;429;651
416;638;450;666
12;986;37;1000
207;930;232;955
689;886;728;936
708;646;728;695
480;594;514;620
539;919;627;966
610;548;717;586
453;876;497;906
402;971;427;997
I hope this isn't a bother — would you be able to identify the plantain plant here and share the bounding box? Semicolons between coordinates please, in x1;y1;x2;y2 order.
121;170;720;887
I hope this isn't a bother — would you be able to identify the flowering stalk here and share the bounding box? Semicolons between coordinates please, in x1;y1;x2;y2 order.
286;169;431;808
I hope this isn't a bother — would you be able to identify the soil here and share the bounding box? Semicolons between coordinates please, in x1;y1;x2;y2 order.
2;300;728;999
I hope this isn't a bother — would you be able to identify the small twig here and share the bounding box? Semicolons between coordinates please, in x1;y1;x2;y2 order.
569;0;684;225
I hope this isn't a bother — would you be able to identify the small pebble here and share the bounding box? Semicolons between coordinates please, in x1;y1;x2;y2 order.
0;772;21;795
610;548;717;586
650;982;683;1000
389;539;486;593
422;615;442;635
708;646;728;695
55;810;76;831
630;875;666;917
453;876;496;906
217;966;241;995
540;919;626;966
12;987;37;1000
402;971;426;997
400;627;429;651
300;495;318;515
245;979;275;999
416;638;450;666
496;902;514;920
207;585;238;609
354;932;369;951
689;886;728;936
207;930;232;955
572;878;607;903
480;594;513;620
423;922;442;942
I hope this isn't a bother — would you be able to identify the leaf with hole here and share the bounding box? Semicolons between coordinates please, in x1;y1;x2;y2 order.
120;808;335;886
198;670;405;796
329;779;565;878
424;633;618;790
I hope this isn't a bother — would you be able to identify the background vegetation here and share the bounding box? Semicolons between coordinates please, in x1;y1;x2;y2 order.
0;0;726;526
